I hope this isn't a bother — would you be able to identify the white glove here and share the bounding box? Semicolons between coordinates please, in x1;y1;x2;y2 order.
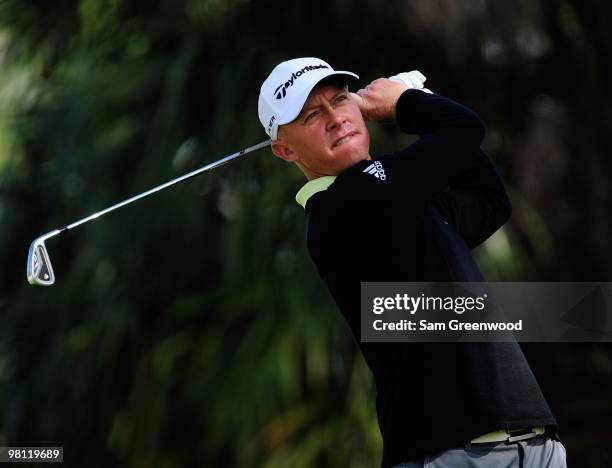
388;70;433;94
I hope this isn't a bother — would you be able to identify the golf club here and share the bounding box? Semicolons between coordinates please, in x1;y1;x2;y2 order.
26;139;272;286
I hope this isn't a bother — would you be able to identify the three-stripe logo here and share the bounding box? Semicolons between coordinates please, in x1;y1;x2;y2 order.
363;161;386;181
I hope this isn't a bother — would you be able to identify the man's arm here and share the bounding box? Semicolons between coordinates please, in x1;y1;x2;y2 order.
398;89;512;247
352;79;510;247
352;81;485;202
429;149;512;249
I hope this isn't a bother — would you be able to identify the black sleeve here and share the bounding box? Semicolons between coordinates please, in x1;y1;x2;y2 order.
381;89;511;248
379;89;485;204
430;149;512;249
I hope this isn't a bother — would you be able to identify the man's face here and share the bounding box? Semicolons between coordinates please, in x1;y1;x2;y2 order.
272;83;371;178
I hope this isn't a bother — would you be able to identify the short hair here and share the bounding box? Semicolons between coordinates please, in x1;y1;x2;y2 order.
314;75;350;91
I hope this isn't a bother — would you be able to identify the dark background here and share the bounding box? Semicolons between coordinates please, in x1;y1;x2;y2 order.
0;0;610;466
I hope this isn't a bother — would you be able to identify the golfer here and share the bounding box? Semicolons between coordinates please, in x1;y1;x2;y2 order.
258;57;567;467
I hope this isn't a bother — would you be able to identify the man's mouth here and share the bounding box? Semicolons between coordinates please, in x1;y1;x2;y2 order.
333;131;358;148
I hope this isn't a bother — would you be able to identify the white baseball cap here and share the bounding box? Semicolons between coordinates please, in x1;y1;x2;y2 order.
258;57;359;140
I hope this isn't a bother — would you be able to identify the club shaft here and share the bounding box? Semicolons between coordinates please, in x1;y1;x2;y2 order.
48;139;271;239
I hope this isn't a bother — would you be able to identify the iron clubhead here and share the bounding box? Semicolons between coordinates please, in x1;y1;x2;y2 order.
27;238;55;286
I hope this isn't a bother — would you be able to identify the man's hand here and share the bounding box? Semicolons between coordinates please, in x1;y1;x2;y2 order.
350;71;432;123
350;78;408;123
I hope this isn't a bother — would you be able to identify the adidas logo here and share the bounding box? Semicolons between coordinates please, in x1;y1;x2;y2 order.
363;161;386;180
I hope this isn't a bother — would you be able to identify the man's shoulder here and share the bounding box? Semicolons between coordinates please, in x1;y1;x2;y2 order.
301;160;370;210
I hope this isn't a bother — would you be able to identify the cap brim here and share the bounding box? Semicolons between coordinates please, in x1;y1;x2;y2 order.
276;70;359;129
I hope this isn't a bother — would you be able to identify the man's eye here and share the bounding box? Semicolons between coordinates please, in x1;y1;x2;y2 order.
335;95;348;103
305;111;318;122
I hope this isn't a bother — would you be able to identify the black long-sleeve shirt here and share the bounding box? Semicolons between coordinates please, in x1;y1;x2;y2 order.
296;89;556;467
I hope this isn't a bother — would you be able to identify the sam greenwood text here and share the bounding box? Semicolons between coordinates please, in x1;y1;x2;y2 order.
372;319;523;332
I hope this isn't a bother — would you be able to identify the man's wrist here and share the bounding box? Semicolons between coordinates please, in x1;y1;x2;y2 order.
394;88;433;133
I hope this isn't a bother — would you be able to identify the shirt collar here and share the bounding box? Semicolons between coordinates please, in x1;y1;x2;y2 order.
295;176;337;209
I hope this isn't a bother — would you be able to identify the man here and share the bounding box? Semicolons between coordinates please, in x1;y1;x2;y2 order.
258;57;567;467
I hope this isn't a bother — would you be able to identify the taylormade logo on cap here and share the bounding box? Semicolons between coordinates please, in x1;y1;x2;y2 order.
258;57;359;140
274;63;330;99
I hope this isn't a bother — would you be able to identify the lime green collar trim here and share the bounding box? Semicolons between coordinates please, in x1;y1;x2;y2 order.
295;176;337;209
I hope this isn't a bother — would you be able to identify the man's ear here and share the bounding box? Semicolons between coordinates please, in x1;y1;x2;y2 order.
271;139;298;162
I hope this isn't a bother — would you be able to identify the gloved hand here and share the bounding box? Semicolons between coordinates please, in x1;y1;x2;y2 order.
388;70;433;94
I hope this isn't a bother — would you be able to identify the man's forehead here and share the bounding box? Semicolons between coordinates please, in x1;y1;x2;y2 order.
302;83;347;110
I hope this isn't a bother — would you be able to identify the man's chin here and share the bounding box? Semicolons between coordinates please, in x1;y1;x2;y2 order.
332;145;370;164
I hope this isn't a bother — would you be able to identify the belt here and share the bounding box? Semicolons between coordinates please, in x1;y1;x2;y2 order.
471;427;546;444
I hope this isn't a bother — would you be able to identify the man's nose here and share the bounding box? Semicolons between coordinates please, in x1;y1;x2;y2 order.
326;108;345;132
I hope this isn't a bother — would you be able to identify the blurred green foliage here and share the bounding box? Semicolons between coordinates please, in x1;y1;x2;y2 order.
0;0;611;467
